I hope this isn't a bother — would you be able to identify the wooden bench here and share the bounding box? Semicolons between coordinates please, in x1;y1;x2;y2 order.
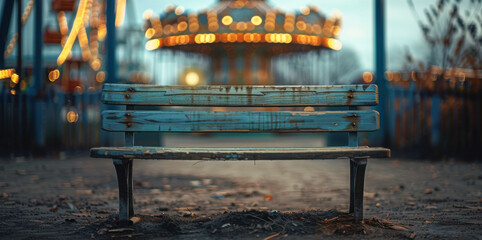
90;84;390;222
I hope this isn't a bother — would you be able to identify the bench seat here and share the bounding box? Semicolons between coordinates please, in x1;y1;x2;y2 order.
90;146;390;160
92;83;391;222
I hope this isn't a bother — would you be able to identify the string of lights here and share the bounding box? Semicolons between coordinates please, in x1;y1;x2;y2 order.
49;0;126;84
4;0;35;58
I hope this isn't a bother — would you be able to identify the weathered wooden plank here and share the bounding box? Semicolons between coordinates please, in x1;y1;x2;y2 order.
91;146;391;160
102;110;379;132
102;84;378;106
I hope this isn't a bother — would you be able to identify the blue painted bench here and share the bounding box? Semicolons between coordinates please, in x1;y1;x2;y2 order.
90;84;390;222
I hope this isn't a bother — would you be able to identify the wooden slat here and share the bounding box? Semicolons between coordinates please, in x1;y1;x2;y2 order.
90;146;391;160
102;110;379;132
102;84;378;106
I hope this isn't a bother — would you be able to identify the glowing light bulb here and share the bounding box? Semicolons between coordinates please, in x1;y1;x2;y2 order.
66;110;79;123
251;16;262;26
222;16;233;25
185;72;200;86
174;6;185;15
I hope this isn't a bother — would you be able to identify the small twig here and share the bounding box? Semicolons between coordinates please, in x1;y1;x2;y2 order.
192;160;207;166
263;232;280;240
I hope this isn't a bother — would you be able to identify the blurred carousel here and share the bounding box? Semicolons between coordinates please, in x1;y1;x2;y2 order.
143;0;342;86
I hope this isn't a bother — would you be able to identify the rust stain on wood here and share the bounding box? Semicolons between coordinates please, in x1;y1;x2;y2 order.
342;113;361;131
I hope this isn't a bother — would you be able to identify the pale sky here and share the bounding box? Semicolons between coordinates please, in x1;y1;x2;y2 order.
133;0;433;70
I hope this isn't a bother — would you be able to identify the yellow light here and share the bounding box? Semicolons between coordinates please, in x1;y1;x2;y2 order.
11;73;19;84
301;7;310;15
10;89;16;95
185;71;200;86
251;16;262;26
98;24;107;40
243;33;251;42
57;0;88;66
78;26;91;61
145;28;155;38
296;21;306;31
175;6;185;15
265;34;271;43
96;71;105;83
58;11;68;35
195;34;201;44
220;33;228;43
206;34;215;43
362;72;373;83
48;69;60;82
178;35;189;44
281;34;287;43
177;22;188;32
253;33;261;42
115;0;126;27
327;38;342;50
0;68;15;79
237;22;247;31
145;39;161;50
66;110;79;123
264;33;292;44
227;33;237;42
91;59;101;71
284;23;294;32
21;0;34;24
333;26;341;36
222;16;233;25
193;34;215;44
286;34;292;43
311;36;321;46
143;10;154;19
266;12;276;20
166;36;175;46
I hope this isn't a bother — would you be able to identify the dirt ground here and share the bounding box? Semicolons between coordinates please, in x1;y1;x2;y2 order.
0;134;481;239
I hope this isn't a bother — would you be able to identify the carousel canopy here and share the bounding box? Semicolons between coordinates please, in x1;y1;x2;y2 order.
143;0;342;55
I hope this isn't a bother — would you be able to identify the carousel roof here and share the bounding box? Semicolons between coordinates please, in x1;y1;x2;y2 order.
143;0;342;55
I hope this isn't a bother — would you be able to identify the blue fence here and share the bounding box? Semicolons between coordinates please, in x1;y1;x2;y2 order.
386;70;481;159
0;86;102;157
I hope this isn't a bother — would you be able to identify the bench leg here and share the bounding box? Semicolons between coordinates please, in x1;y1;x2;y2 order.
113;158;134;222
349;158;367;221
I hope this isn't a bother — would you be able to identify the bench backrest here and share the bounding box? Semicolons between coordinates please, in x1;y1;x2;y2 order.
101;84;379;147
